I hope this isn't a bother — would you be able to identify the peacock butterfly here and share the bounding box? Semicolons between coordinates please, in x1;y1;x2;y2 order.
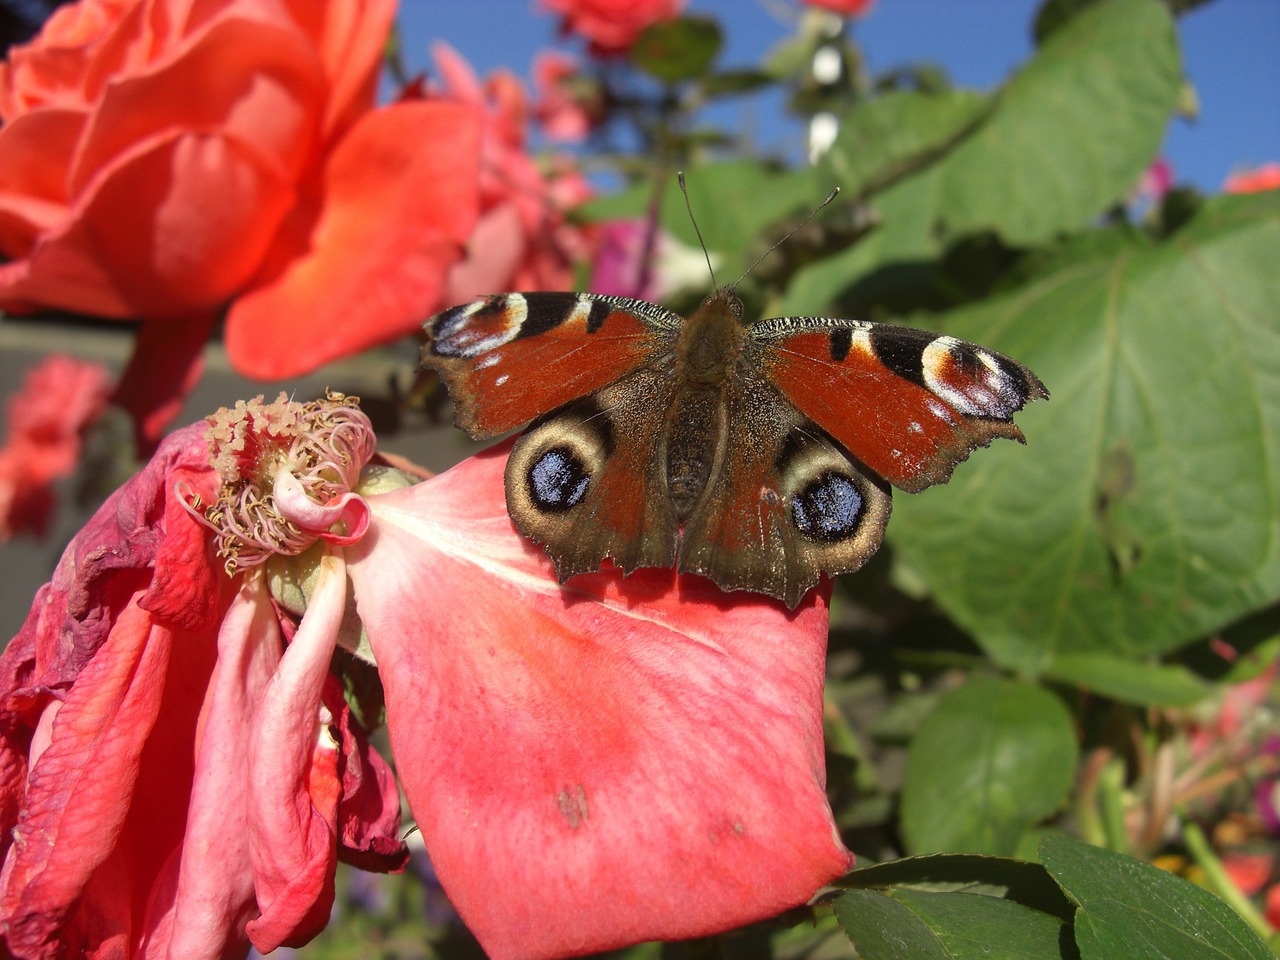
422;199;1046;608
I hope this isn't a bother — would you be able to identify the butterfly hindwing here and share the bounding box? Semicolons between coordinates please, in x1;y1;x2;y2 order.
423;292;681;438
677;366;892;607
750;317;1048;493
504;365;681;581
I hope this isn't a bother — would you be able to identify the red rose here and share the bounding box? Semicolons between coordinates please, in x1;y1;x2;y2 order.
0;354;110;539
1224;163;1280;194
799;0;875;16
0;0;481;389
540;0;686;53
430;43;593;300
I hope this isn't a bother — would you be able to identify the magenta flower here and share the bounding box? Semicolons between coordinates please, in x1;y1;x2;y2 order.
0;393;851;959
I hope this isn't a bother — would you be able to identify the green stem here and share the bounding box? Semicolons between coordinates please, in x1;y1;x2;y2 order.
1182;819;1277;948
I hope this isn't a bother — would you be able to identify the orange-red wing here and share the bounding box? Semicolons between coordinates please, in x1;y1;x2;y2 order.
422;292;682;438
751;318;1047;493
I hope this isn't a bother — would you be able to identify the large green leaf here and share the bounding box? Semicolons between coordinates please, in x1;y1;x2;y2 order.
836;888;1069;960
929;0;1180;244
900;678;1078;855
821;90;990;200
769;166;944;317
1040;833;1274;960
889;193;1280;672
775;0;1178;316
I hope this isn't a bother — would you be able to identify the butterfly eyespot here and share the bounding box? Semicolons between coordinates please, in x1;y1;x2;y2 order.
790;471;864;543
527;447;592;513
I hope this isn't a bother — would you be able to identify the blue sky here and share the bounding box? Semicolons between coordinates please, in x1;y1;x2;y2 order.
402;0;1278;193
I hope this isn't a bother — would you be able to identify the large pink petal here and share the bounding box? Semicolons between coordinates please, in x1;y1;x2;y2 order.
223;100;481;379
0;593;171;959
68;15;324;198
0;129;297;318
141;577;282;960
347;442;851;960
245;552;346;952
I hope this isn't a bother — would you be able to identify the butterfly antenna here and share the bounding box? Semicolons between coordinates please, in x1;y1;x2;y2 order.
729;187;841;291
677;171;719;292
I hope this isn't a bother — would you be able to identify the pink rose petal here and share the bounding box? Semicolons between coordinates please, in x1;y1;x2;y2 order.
347;441;851;960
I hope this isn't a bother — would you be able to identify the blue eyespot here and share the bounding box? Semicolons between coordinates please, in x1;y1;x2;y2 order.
528;448;591;512
791;472;863;542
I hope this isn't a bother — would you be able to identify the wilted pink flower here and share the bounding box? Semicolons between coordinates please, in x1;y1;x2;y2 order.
0;397;405;959
1224;163;1280;195
429;43;594;300
1;391;852;959
541;0;686;53
0;354;110;539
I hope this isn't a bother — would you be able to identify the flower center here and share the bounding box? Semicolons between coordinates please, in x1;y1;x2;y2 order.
199;392;376;575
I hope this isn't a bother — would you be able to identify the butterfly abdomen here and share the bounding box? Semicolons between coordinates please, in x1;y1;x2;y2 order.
664;294;749;518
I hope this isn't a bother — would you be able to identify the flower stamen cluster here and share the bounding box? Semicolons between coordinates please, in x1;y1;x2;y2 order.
200;392;376;574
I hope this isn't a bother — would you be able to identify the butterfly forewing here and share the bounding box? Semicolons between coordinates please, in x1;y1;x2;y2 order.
423;292;681;438
749;317;1048;493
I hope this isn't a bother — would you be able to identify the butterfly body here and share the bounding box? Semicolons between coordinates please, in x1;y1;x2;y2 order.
424;289;1046;607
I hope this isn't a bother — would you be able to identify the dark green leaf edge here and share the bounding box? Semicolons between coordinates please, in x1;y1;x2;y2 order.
837;852;1076;923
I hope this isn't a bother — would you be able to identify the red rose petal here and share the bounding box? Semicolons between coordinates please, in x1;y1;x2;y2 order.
223;100;481;379
347;442;851;960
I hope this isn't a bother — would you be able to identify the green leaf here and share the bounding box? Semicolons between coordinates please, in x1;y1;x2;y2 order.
769;165;943;317
822;89;990;199
818;0;1179;258
1040;833;1275;960
836;888;1070;960
699;68;774;98
843;853;1075;921
631;16;721;84
1045;653;1210;706
888;194;1280;671
900;678;1078;856
929;0;1180;244
775;1;1179;316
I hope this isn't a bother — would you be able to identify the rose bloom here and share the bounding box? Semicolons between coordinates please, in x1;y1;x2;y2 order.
0;393;852;960
800;0;876;16
0;0;481;401
0;354;110;539
532;51;598;142
540;0;686;53
1224;163;1280;195
430;43;594;300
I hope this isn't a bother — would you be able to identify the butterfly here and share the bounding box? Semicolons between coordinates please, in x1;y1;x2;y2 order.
421;280;1047;607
